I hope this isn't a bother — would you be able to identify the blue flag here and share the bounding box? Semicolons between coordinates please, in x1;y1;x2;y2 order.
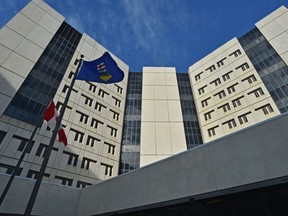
76;52;124;84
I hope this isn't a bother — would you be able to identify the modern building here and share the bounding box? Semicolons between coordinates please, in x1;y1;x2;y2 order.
0;1;288;215
0;0;129;188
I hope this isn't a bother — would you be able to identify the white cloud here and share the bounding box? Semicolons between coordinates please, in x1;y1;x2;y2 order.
120;0;160;49
66;14;85;33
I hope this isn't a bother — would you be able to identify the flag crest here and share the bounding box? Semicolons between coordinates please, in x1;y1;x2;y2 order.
76;52;124;84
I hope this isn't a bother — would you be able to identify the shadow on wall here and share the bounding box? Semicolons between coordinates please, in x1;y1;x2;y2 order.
0;72;17;116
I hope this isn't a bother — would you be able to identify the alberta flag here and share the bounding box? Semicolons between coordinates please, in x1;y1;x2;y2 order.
76;52;124;84
43;100;67;146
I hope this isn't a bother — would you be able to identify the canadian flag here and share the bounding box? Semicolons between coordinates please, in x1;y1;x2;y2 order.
43;100;67;146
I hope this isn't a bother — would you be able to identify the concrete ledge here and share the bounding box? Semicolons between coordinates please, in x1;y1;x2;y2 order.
78;113;288;215
0;175;80;216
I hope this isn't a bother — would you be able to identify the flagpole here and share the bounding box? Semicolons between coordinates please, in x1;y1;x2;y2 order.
24;55;84;216
0;120;41;207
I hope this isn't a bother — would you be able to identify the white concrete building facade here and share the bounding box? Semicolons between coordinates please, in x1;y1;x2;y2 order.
189;5;288;143
189;38;280;143
0;0;129;188
141;67;187;166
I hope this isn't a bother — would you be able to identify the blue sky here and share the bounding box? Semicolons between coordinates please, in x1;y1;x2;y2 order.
1;0;287;72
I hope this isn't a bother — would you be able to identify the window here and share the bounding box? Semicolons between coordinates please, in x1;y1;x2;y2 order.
76;111;89;124
86;135;100;147
104;142;116;155
214;90;226;99
195;72;203;81
223;119;237;129
229;49;242;57
36;143;58;157
55;176;73;186
87;82;96;93
107;125;117;137
74;59;80;66
248;87;264;98
201;97;211;108
63;151;78;166
236;62;250;71
27;170;38;179
232;96;244;108
81;94;93;107
217;58;226;68
110;109;120;120
56;102;72;111
36;144;47;157
0;130;7;144
218;103;231;112
68;72;75;79
0;163;22;175
101;163;113;176
81;157;97;170
62;85;69;93
115;84;123;94
98;88;109;98
62;85;78;94
210;78;221;86
70;129;84;143
208;126;219;137
227;83;238;94
222;71;232;81
255;104;274;115
76;181;92;189
198;85;207;95
95;101;107;112
14;135;34;153
204;110;214;121
26;170;49;179
206;65;216;72
238;112;251;124
112;96;121;107
91;118;104;129
242;75;257;84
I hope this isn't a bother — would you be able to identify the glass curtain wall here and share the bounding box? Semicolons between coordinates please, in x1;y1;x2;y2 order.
119;72;142;174
176;73;203;149
239;28;288;113
4;22;82;125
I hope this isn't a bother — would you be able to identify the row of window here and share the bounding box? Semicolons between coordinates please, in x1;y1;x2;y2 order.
5;134;116;176
55;176;92;188
207;103;274;137
56;102;120;137
14;135;115;156
76;107;120;124
68;71;124;95
203;96;245;120
198;63;252;97
70;123;118;144
62;84;122;110
81;93;121;109
194;49;242;81
63;150;113;174
0;162;92;188
201;86;265;109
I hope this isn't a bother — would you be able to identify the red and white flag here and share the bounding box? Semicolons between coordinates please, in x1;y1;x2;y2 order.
43;100;67;146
